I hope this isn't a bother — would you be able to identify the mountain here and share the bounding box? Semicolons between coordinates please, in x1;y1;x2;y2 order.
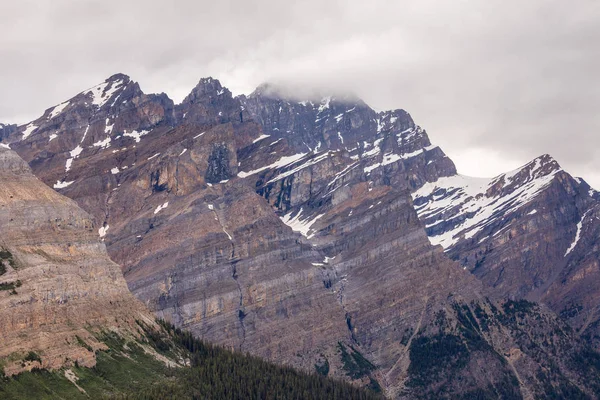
2;74;600;398
0;147;378;400
412;154;600;349
0;145;151;375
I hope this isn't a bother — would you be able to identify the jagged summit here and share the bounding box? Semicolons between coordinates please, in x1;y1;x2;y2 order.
496;153;562;182
106;72;131;82
412;148;600;328
0;73;599;397
412;153;567;249
182;77;230;102
413;154;562;245
177;77;242;125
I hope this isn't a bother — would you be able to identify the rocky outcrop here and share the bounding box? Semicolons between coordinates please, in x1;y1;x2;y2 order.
177;77;247;126
0;146;150;376
3;75;600;397
0;123;17;142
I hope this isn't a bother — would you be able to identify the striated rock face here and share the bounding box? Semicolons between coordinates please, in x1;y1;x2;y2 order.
238;92;600;398
0;146;150;376
3;78;354;373
3;75;600;398
412;154;600;349
240;86;456;190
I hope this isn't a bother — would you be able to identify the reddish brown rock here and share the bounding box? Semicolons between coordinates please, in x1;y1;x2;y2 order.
3;75;600;398
0;146;151;376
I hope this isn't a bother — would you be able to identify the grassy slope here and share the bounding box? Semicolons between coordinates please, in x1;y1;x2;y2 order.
0;321;380;400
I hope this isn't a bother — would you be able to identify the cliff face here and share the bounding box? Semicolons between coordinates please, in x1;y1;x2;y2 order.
3;75;600;398
0;146;150;376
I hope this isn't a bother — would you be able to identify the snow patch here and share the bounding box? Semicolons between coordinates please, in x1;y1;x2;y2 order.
565;210;591;256
70;145;83;158
86;79;124;108
98;225;109;238
53;180;74;189
252;134;271;144
280;208;325;239
317;96;331;113
49;102;69;119
93;137;111;149
21;123;38;140
238;153;307;178
266;152;331;184
123;129;149;143
104;118;114;134
154;202;169;214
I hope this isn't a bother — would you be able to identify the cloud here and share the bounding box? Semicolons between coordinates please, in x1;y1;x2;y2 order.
1;0;598;186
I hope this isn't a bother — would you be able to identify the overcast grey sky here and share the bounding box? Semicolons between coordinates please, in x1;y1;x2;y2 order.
1;1;599;186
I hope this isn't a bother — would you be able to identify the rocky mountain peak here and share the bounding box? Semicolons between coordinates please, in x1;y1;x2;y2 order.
412;148;600;336
76;74;135;111
485;153;562;195
377;108;415;134
182;77;230;103
412;153;567;249
107;72;131;82
177;77;242;125
2;73;600;397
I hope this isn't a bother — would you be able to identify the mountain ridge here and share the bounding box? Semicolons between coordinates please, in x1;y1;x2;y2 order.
2;73;600;398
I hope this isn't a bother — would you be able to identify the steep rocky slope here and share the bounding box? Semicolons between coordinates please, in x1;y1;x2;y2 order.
0;145;151;376
412;154;600;349
238;87;600;398
3;75;600;398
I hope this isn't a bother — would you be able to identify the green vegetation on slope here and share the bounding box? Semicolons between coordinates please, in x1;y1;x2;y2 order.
0;320;381;400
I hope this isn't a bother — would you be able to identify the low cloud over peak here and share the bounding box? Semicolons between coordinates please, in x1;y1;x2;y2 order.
1;0;598;186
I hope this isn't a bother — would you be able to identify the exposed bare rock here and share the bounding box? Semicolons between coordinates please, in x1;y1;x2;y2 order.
177;77;246;126
239;87;456;190
4;75;600;398
238;120;600;398
412;154;600;349
0;146;150;376
0;123;17;142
